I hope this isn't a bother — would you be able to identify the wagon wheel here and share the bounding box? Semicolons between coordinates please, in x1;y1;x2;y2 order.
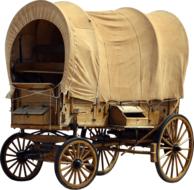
55;138;97;189
156;114;193;182
86;128;119;175
1;133;43;181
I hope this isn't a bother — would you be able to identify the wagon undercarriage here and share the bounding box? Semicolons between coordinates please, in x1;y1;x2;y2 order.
1;113;193;189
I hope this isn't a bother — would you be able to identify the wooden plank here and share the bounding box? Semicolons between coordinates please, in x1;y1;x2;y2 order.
12;83;54;90
124;125;154;129
25;135;67;143
12;111;49;125
11;124;70;130
14;62;64;74
117;105;144;113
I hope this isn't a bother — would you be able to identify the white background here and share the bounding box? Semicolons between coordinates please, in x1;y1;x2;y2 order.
0;0;194;189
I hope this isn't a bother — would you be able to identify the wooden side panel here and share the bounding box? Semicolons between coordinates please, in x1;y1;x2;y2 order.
62;98;108;127
12;112;49;125
147;100;179;126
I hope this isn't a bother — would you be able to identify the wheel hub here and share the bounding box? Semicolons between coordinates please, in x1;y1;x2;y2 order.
16;151;27;163
173;144;181;152
72;159;82;169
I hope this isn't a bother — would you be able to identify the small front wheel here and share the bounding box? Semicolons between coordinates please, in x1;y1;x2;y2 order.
55;138;98;189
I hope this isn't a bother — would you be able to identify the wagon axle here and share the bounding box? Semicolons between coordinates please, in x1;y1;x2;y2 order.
173;144;182;152
15;144;47;162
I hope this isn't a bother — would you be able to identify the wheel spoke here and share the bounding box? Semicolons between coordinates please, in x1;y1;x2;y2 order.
179;138;190;146
95;129;99;136
166;126;173;143
62;154;73;162
13;163;20;175
61;165;71;172
22;138;26;150
160;147;172;150
27;160;36;167
8;160;18;170
63;167;72;178
176;121;184;142
162;137;173;147
77;170;82;183
6;158;18;163
67;169;74;182
175;154;179;177
73;171;77;184
180;148;190;151
17;138;22;151
18;164;22;177
8;147;17;154
80;168;87;179
100;151;104;171
80;145;86;159
177;129;187;144
25;140;32;150
6;154;17;157
169;123;175;142
25;161;33;173
23;164;27;177
77;143;80;158
160;150;172;160
82;150;91;160
103;151;110;166
165;154;173;175
72;144;77;158
11;141;20;152
88;129;96;137
161;154;171;168
173;120;178;142
171;154;174;178
83;156;94;162
176;153;184;169
106;150;114;157
178;151;188;160
170;123;176;143
103;129;107;135
67;149;74;160
82;166;91;173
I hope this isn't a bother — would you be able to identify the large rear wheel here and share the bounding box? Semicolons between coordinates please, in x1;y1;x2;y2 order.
1;133;43;181
86;128;119;175
155;114;193;182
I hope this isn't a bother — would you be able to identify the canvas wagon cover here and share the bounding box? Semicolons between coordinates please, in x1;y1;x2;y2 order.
6;0;188;102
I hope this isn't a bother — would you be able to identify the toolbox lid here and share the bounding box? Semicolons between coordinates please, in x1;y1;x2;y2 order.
13;106;49;115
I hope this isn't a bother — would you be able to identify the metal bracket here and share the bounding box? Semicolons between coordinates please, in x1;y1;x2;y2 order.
150;143;158;162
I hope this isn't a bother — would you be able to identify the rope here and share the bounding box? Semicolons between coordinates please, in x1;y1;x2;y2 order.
11;83;61;101
10;83;62;129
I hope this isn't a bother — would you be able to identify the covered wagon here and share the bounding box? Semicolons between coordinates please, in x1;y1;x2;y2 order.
1;0;193;189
